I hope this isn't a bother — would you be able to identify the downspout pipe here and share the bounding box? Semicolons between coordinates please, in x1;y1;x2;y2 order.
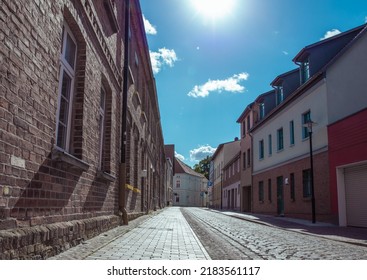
119;0;130;225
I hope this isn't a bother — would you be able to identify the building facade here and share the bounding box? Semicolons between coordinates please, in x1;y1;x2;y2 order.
237;103;255;212
325;27;367;227
242;24;367;224
210;140;240;210
173;158;208;207
222;151;241;211
210;144;224;209
0;0;167;259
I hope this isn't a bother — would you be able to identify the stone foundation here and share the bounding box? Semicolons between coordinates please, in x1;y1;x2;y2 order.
0;215;120;260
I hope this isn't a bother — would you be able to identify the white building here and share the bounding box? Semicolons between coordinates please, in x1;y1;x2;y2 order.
173;158;208;207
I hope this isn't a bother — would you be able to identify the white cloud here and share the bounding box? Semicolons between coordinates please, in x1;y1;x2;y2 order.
187;72;249;98
282;51;289;55
190;145;216;162
175;151;185;162
149;48;178;74
321;29;341;40
143;15;157;35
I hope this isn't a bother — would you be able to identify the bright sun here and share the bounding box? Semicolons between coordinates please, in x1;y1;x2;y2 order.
191;0;235;20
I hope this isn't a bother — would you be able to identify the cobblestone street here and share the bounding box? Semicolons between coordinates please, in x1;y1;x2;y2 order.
49;207;367;260
183;208;367;260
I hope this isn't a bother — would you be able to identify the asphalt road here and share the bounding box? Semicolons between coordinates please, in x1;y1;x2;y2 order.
182;207;367;260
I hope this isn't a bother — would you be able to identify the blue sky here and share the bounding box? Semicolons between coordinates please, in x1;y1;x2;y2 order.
140;0;367;167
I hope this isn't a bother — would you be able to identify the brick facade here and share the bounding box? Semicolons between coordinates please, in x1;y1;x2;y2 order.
253;151;332;222
0;0;167;259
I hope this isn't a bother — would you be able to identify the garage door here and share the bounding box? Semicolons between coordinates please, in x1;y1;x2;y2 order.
345;164;367;227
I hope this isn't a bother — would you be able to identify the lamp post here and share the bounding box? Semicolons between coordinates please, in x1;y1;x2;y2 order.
304;120;317;224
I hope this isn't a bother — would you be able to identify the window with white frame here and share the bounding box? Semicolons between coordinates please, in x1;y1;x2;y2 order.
56;23;77;151
276;86;284;105
259;103;265;120
301;58;310;84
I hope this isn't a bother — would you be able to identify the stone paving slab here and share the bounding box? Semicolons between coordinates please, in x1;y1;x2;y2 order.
48;207;210;260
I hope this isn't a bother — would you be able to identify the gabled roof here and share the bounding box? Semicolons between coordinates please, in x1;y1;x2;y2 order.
250;24;367;133
236;102;254;123
293;24;366;62
254;89;275;103
211;139;240;160
322;24;367;71
270;68;299;87
175;157;206;178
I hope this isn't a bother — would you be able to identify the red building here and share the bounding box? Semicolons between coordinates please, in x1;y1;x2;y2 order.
328;110;367;227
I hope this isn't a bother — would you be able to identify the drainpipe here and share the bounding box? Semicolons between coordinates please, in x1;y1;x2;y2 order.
119;0;130;225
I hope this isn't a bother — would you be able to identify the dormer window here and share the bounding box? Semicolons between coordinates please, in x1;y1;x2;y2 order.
259;103;265;120
301;58;310;84
276;86;284;105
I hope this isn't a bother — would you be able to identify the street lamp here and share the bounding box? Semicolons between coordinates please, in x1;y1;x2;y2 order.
304;119;317;223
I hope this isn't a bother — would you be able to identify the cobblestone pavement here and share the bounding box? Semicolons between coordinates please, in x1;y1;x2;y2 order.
49;207;210;260
182;208;367;260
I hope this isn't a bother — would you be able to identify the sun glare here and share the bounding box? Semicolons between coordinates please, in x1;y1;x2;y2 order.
191;0;235;20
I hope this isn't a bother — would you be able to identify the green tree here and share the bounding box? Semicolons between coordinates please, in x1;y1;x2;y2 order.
193;156;211;180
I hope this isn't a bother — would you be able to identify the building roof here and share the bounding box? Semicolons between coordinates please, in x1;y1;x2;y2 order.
236;102;254;123
250;24;367;133
270;68;299;87
175;157;206;179
293;24;366;62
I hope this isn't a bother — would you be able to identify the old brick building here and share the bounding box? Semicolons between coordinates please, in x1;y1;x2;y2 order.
0;0;167;259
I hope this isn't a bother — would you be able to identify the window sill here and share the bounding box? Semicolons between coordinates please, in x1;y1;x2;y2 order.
97;170;116;182
52;146;89;171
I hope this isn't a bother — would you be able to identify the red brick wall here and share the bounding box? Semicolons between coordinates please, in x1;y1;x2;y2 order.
0;0;122;227
252;151;333;222
1;0;167;259
0;0;125;258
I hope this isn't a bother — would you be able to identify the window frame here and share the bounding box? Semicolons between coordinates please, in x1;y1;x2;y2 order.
98;85;107;170
268;178;272;202
259;140;264;160
301;59;310;83
56;22;77;152
268;134;272;156
290;120;295;146
303;169;312;198
277;127;284;151
302;111;311;139
276;86;284;105
258;181;264;202
290;173;295;201
259;103;265;120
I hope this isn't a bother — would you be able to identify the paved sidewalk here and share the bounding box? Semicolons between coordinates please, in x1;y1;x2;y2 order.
212;209;367;247
49;207;210;260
